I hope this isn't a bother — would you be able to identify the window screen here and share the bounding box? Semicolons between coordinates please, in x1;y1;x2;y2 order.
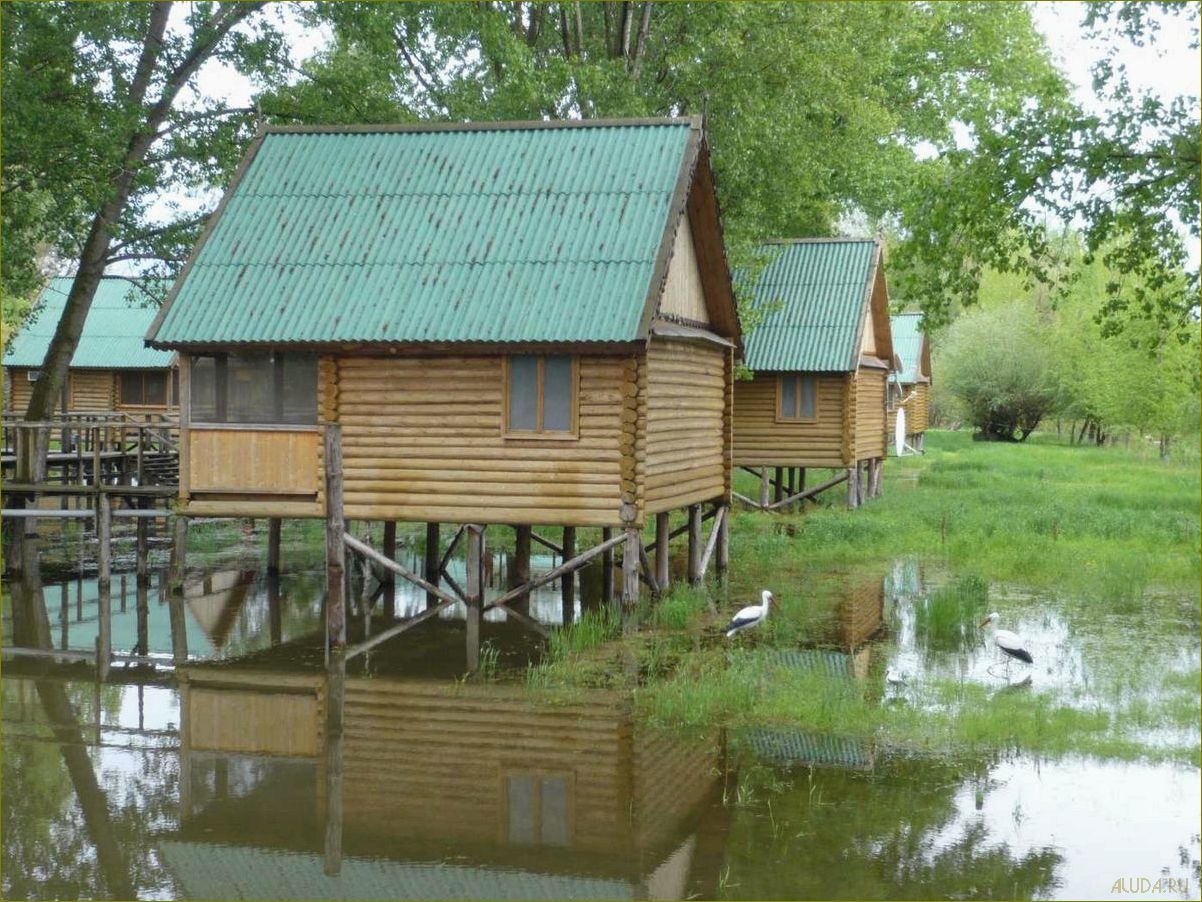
778;375;816;420
508;356;540;431
506;355;575;434
190;352;317;425
542;356;573;431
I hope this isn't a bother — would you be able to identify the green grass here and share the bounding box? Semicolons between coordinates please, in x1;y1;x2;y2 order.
914;574;989;653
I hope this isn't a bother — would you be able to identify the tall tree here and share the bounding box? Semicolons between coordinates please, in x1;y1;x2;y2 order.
1;2;283;442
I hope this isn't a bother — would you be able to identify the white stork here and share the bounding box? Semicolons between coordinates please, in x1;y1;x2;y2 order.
724;590;774;638
885;666;907;686
979;612;1034;673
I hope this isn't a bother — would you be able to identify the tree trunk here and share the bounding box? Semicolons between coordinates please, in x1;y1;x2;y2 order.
630;2;653;77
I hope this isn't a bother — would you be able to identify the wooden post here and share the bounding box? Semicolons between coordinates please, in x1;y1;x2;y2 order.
655;512;670;594
759;468;770;509
323;647;345;877
773;467;784;504
716;504;730;576
168;515;188;594
379;520;396;619
267;518;282;576
846;466;860;509
687;504;703;584
268;574;283;646
798;467;806;496
561;526;576;624
324;425;346;651
621;527;640;630
135;517;149;585
97;492;112;589
135;580;149;657
423;522;439;610
465;524;484;673
601;526;615;607
512;525;532;615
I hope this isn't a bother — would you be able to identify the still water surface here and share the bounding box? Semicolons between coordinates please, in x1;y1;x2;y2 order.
2;538;1198;900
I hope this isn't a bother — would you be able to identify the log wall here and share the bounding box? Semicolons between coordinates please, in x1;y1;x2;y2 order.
335;354;628;527
732;372;848;468
886;381;931;443
853;365;887;460
642;338;727;513
69;371;115;410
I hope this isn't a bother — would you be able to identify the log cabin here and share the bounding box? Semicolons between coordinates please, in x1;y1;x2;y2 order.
732;238;896;509
4;277;178;415
146;118;741;644
163;669;728;899
887;312;932;453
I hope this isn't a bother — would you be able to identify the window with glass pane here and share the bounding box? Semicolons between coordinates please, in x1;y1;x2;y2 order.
505;773;570;846
778;374;816;421
506;355;575;435
119;371;168;406
190;352;317;425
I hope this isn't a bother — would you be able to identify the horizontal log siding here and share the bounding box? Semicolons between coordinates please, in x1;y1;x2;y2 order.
642;338;727;513
732;372;848;467
6;369;36;412
854;366;887;460
911;382;930;433
69;371;115;410
337;354;627;526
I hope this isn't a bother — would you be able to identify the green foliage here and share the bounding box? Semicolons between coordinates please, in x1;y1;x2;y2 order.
914;575;989;653
940;302;1060;441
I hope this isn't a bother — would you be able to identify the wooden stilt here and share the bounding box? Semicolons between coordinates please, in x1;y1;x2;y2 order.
168;516;188;594
687;504;703;584
267;574;283;645
561;526;576;624
324;426;346;650
601;526;615;607
135;517;149;585
465;524;484;673
621;527;639;630
135;580;149;657
773;467;784;504
512;525;532;615
382;520;397;620
97;492;112;589
716;504;730;576
267;517;282;576
847;466;859;509
323;647;345;877
655;511;670;593
759;468;770;509
423;521;439;610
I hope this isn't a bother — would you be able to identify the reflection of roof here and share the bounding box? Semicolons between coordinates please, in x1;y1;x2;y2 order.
4;277;174;369
890;312;928;384
184;570;256;649
739;728;872;769
741;239;879;372
148;120;706;348
158;842;634;901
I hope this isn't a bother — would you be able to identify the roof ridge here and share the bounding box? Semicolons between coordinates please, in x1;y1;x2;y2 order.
758;236;879;246
263;117;699;136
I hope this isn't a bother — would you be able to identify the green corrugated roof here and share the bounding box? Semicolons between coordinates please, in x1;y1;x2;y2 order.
890;312;927;384
158;842;635;900
741;239;879;372
149;121;699;347
4;278;174;369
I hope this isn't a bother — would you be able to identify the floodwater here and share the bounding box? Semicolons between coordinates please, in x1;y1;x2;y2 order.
2;533;1199;900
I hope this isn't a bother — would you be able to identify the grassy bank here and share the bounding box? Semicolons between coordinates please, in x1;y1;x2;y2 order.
529;430;1201;765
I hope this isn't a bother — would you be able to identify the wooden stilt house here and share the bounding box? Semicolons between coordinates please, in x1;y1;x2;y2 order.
732;238;895;509
4;277;178;415
147;118;741;650
887;312;931;453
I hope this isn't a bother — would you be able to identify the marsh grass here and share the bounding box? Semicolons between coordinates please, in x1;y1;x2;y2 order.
914;574;989;653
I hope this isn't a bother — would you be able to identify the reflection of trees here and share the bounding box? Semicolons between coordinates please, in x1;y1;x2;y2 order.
721;755;1061;900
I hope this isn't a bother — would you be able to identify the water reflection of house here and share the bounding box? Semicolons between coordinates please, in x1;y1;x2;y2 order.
163;668;727;899
182;569;257;650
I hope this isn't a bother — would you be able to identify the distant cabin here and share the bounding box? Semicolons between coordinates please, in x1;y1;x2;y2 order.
146;119;740;532
887;312;932;453
732;238;896;507
3;277;178;415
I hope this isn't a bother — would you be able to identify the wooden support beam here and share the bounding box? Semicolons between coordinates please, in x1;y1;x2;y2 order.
638;544;661;596
512;525;532;614
267;518;282;576
759;467;770;508
323;647;345;877
766;471;850;510
135;517;149;585
687;504;703;584
532;531;564;556
382;521;398;619
698;505;726;579
773;467;784;504
465;524;484;674
343;533;462;609
731;490;760;509
716;504;730;575
482;531;627;614
601;526;615;608
97;492;112;588
621;527;639;629
643;505;716;552
324;425;346;650
655;511;670;593
345;596;458;660
846;466;860;509
421;521;438;611
560;526;576;623
168;516;188;594
438;523;467;576
168;586;188;665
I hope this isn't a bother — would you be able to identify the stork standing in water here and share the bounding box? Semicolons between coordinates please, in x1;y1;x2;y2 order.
725;590;774;638
979;612;1033;676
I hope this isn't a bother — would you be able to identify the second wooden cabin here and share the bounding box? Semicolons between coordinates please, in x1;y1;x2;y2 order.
887;312;932;453
732;238;896;508
147;118;741;617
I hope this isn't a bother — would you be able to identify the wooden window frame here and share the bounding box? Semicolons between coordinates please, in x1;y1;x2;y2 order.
118;370;170;408
501;355;580;441
188;352;318;427
775;373;819;423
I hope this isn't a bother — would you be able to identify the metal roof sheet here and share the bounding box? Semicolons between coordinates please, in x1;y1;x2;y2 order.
149;121;697;347
740;239;878;372
890;312;927;383
4;278;174;369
